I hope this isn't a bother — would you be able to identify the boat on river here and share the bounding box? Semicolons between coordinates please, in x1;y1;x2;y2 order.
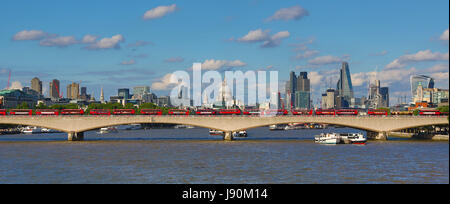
315;133;341;144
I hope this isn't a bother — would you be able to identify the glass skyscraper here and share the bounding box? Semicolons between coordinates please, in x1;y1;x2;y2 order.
410;75;434;101
336;62;354;106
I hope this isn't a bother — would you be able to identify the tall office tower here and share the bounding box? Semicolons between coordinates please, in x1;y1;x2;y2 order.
67;85;72;99
118;88;130;100
81;87;87;96
325;89;337;109
295;72;311;109
336;62;354;107
71;83;80;99
49;79;60;99
285;71;297;109
380;87;389;107
100;87;105;103
31;77;42;95
410;75;434;102
133;86;150;97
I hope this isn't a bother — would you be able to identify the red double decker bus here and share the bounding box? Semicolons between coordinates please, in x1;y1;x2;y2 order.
168;109;190;115
9;109;33;116
368;109;388;116
315;109;336;116
292;109;313;116
218;109;242;115
90;109;111;115
263;109;288;116
419;110;441;116
113;109;135;115
336;109;359;116
36;109;59;116
61;109;85;115
243;109;262;116
0;109;7;116
140;109;163;115
195;109;217;115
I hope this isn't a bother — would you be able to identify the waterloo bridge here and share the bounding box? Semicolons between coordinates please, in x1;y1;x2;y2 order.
1;115;448;141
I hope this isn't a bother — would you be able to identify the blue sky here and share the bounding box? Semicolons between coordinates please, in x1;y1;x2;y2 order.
0;0;448;105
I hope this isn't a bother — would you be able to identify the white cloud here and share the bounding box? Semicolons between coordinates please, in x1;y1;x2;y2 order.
82;35;98;44
200;59;247;71
143;4;177;20
237;29;290;48
120;59;136;65
386;49;449;69
294;50;319;60
85;34;125;50
39;36;78;47
8;81;23;90
267;5;309;21
151;73;176;91
13;30;49;41
426;64;449;73
308;55;343;65
308;71;324;86
440;28;449;41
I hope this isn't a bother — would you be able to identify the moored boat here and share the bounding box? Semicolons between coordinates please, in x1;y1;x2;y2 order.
314;133;341;144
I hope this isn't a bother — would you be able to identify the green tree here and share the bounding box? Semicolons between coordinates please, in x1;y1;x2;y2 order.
16;102;30;109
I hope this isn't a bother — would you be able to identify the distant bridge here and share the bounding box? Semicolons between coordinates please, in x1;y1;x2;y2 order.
0;116;448;141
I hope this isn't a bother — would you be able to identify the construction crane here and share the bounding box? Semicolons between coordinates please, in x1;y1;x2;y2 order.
6;70;11;89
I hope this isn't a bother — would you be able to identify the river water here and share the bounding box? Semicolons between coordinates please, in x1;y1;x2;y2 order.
0;127;448;184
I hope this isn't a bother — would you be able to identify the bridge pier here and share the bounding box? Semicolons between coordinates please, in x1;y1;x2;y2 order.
68;132;84;141
224;132;234;141
367;131;388;140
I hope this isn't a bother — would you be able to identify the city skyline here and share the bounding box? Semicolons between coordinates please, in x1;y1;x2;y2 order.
0;0;449;103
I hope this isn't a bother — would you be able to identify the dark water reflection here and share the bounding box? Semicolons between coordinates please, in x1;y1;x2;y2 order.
0;127;448;184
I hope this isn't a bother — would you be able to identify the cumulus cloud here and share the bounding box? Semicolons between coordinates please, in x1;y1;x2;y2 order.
120;59;136;65
8;81;23;90
386;50;449;69
85;34;125;50
151;73;175;91
236;29;290;48
82;35;98;44
199;59;247;71
266;5;309;22
13;30;49;41
294;50;320;60
164;56;184;63
426;64;449;72
440;28;449;41
143;4;177;20
308;55;344;65
39;36;78;47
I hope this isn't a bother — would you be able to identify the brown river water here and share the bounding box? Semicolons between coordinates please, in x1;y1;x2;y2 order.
0;127;448;184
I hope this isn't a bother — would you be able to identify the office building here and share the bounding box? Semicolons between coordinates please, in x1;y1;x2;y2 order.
66;82;80;100
49;79;60;100
410;75;434;102
336;62;354;107
118;88;130;100
31;77;42;95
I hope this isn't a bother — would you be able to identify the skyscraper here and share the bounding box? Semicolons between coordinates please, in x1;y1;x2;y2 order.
31;77;42;95
336;62;354;107
66;82;80;99
295;72;311;109
49;79;60;100
410;75;434;102
100;86;105;103
285;71;297;109
118;88;130;100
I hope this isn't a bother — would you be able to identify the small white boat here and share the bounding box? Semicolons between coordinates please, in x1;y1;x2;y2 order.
269;124;286;131
315;133;341;144
339;133;367;144
22;127;43;134
174;125;195;129
233;130;248;138
41;128;61;133
209;129;224;135
98;127;118;134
